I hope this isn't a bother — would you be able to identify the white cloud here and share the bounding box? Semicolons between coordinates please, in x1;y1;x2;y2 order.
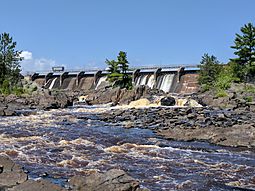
20;51;33;60
21;58;57;73
20;51;60;73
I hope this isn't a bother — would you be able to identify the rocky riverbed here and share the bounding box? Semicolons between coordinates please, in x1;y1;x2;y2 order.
0;106;255;190
0;155;145;191
0;83;255;190
98;106;255;148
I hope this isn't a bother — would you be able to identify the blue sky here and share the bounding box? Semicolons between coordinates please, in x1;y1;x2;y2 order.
1;0;255;72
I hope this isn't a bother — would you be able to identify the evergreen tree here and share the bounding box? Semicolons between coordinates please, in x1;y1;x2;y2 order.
231;23;255;81
117;51;131;88
198;54;221;90
105;59;119;74
105;59;122;82
117;51;129;75
0;33;23;86
105;51;132;89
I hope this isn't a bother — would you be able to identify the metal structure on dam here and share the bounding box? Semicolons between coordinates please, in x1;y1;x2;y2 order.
31;65;200;94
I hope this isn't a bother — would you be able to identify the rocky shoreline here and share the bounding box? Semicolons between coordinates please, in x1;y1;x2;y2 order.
0;83;255;190
0;155;147;191
1;83;255;148
97;106;255;148
0;90;74;116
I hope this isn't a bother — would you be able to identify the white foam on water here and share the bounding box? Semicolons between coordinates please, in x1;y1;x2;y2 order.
147;75;155;88
49;78;58;90
95;76;107;90
159;74;175;93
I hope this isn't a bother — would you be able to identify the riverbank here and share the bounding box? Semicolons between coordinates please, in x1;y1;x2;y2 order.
96;105;255;148
0;155;147;191
0;106;255;190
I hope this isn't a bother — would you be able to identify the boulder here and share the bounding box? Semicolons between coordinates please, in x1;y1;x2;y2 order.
0;155;27;187
160;97;176;106
9;179;64;191
129;98;151;108
0;106;6;116
86;87;121;105
69;169;146;191
3;108;15;116
33;90;73;110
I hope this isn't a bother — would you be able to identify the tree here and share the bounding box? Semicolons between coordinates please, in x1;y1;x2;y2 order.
231;23;255;81
117;51;129;74
117;51;130;87
105;51;132;89
105;59;122;83
0;33;23;86
198;54;221;90
105;59;119;74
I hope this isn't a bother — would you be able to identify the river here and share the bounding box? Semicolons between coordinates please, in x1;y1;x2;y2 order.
0;106;254;191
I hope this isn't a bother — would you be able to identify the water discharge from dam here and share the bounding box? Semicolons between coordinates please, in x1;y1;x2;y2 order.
95;76;107;90
0;107;254;191
135;74;155;89
48;78;58;90
159;74;175;93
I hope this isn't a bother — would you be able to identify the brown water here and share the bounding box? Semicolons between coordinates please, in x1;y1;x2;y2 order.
0;107;254;191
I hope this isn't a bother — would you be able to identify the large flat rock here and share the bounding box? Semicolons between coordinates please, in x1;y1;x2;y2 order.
8;179;64;191
69;169;147;191
0;155;27;187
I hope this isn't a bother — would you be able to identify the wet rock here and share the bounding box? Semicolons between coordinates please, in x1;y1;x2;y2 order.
0;155;27;187
0;106;6;116
160;96;176;106
86;87;121;105
33;91;72;110
9;179;64;191
69;169;146;191
3;108;16;116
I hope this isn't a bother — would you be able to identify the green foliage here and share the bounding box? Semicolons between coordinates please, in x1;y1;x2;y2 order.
105;59;119;74
244;84;255;93
105;51;132;89
244;96;253;102
12;86;24;96
215;89;228;98
214;63;240;90
0;79;24;96
107;72;123;83
0;33;23;92
0;79;11;95
230;23;255;81
198;54;221;87
117;51;129;74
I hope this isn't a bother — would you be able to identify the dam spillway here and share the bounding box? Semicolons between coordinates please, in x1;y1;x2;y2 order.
31;66;199;94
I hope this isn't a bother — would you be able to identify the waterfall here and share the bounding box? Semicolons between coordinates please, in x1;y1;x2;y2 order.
44;79;53;88
159;74;175;93
139;75;148;86
135;74;155;88
49;78;57;90
135;76;142;86
156;75;164;89
95;76;107;90
147;75;155;88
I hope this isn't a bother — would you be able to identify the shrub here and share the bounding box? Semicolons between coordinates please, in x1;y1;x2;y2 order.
244;84;255;93
216;89;228;98
244;96;253;102
0;79;11;95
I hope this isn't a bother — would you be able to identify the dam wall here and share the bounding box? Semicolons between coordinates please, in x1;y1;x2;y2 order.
31;66;200;94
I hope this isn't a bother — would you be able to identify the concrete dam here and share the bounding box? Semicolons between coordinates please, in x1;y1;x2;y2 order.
31;66;200;94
